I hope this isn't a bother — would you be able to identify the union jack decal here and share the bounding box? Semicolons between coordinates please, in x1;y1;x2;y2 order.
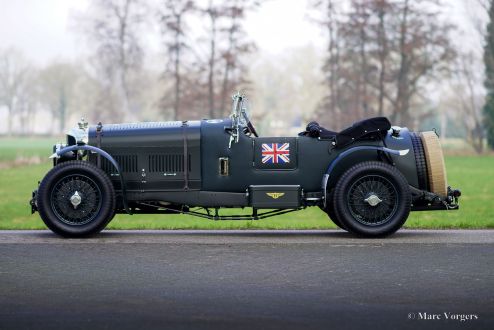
261;143;290;164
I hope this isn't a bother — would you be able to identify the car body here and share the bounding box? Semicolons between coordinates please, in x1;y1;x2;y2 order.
30;93;460;237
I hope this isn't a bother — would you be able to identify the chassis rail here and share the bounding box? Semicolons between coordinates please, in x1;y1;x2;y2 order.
133;202;301;221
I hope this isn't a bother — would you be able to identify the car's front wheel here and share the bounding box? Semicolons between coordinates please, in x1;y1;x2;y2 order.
37;160;116;237
332;161;411;237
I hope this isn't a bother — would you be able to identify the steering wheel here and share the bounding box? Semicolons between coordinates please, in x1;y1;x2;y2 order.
241;111;259;137
246;121;259;137
242;122;259;137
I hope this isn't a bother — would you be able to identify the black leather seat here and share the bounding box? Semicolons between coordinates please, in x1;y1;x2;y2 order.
299;117;391;148
299;121;337;138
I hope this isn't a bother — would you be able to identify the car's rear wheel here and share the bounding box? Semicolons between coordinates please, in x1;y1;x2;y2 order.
332;161;411;237
37;161;116;237
321;190;347;230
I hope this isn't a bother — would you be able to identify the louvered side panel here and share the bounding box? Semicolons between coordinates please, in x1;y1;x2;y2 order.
101;155;138;174
148;154;191;173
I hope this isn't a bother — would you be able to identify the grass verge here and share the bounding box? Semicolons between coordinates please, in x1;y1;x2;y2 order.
0;156;492;229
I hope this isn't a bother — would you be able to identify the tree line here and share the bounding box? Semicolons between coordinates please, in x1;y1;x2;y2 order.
309;0;493;152
81;0;259;122
0;0;258;135
0;0;493;152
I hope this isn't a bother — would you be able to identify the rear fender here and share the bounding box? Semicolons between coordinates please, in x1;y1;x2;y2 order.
321;146;410;208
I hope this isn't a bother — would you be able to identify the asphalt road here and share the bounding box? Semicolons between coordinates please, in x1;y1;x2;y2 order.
0;230;493;330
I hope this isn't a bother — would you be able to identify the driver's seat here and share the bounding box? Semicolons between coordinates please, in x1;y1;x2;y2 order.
299;117;391;148
298;121;337;139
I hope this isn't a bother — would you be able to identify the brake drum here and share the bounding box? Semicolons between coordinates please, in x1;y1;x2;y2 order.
420;131;448;196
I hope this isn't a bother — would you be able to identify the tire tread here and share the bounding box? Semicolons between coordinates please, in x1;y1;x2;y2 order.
332;161;411;237
37;160;116;237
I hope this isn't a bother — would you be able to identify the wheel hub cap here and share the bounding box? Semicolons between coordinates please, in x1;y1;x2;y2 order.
70;191;82;209
51;174;102;226
347;174;399;226
364;194;382;207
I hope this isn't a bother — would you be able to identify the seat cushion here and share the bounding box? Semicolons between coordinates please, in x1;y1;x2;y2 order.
335;117;391;147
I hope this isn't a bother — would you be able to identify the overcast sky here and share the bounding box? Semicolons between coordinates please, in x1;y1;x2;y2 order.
0;0;331;65
0;0;484;134
0;0;481;65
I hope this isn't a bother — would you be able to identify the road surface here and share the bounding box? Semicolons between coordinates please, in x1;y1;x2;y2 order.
0;230;493;329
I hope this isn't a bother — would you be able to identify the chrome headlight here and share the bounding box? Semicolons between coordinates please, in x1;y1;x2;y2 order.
67;118;89;145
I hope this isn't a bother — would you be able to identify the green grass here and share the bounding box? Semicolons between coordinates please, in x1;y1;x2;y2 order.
405;156;494;229
0;153;493;230
0;137;61;162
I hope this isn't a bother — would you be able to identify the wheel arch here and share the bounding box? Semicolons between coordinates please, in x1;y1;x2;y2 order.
51;145;132;214
321;145;410;208
331;160;412;237
36;160;117;237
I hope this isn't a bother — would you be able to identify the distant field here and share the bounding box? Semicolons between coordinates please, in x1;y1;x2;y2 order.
0;137;62;163
0;137;493;230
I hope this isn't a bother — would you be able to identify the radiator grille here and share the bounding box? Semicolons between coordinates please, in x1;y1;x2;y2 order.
149;154;191;173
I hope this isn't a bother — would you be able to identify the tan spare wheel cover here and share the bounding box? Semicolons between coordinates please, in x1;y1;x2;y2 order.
420;131;447;196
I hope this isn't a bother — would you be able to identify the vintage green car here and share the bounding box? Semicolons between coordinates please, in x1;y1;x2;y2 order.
30;93;460;238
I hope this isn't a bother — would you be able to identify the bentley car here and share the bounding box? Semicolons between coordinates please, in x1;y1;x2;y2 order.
30;93;461;238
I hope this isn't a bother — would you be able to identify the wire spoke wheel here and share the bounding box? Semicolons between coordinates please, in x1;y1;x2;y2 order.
347;175;398;226
50;174;102;226
333;161;411;237
320;189;348;230
37;161;116;237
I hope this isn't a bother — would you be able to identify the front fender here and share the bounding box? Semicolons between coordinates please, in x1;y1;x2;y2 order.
50;145;132;215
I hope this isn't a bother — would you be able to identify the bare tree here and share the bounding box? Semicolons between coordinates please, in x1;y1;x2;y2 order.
389;0;455;126
311;0;381;127
310;0;455;129
0;48;31;135
196;0;257;119
218;0;258;117
451;52;485;153
158;0;195;120
80;0;146;121
205;0;220;118
338;0;374;121
473;0;494;149
37;62;79;133
309;0;343;129
372;0;392;117
16;74;37;135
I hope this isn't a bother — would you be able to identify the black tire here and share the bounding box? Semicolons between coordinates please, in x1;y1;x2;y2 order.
37;160;116;238
320;190;347;230
332;161;411;237
410;132;428;191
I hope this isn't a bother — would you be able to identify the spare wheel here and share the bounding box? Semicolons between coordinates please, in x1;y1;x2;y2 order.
420;131;448;196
